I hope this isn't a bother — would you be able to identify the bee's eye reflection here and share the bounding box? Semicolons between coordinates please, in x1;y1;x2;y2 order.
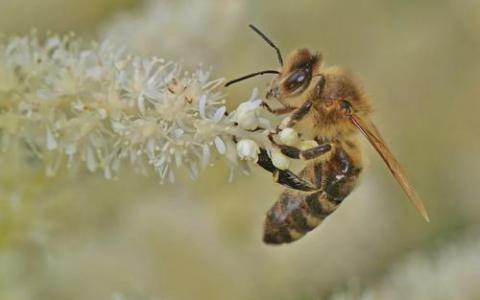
286;69;308;90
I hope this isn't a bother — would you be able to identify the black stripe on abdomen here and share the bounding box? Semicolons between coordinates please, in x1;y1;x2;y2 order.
263;191;333;245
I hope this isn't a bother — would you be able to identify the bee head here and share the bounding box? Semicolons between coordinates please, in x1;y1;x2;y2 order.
224;25;322;110
266;49;322;105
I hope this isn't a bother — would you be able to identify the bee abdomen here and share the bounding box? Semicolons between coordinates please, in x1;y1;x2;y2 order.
263;191;337;245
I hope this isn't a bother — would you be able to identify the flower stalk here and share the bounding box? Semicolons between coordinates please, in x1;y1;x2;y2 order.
0;34;279;183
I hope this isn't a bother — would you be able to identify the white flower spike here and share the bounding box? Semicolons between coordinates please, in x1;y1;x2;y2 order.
0;33;282;183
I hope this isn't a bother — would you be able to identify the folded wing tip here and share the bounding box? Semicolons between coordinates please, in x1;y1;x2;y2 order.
349;115;431;224
419;207;430;223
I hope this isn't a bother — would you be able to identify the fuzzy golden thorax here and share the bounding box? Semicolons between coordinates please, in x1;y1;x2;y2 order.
267;49;373;139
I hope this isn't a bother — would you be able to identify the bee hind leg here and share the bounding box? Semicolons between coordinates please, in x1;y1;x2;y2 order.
256;148;319;192
277;142;332;161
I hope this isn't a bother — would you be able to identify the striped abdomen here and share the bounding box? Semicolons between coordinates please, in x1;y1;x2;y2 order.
263;147;361;244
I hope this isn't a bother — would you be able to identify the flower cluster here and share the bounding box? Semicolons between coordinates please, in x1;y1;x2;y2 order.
0;34;279;183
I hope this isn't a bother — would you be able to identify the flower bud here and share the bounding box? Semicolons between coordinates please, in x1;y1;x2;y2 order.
278;128;299;146
235;102;261;130
236;139;260;161
271;149;290;170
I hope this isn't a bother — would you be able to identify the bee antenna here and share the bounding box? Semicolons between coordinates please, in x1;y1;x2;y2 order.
224;70;280;87
249;24;284;66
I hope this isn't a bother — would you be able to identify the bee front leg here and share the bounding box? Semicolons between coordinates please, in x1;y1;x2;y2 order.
269;99;312;140
261;102;295;115
268;132;333;161
256;148;319;192
280;100;313;128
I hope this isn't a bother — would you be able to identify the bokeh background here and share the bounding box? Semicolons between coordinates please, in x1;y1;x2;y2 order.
1;0;480;299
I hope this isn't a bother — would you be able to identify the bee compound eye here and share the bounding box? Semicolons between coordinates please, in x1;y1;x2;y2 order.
286;69;308;90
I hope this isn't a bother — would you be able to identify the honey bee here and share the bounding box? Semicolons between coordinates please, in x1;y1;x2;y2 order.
226;25;429;245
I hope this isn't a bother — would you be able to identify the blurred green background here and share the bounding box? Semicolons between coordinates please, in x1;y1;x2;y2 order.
1;0;480;299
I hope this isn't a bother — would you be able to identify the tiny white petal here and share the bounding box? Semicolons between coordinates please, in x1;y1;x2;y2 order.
86;146;97;172
197;69;209;83
97;108;107;119
104;165;112;179
173;128;184;138
159;164;169;178
188;163;199;179
146;138;156;156
212;106;226;123
46;128;58;150
137;94;146;114
228;168;235;183
214;136;226;154
246;99;262;109
201;144;210;168
111;121;126;134
278;128;299;146
155;156;166;167
65;143;76;156
198;94;207;118
249;88;258;101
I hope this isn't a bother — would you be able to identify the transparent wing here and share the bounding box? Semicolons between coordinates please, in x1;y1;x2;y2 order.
350;115;430;222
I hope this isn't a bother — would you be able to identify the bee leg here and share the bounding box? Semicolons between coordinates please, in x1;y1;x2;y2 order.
280;143;332;160
257;148;319;192
323;149;361;204
268;99;312;140
282;100;313;128
261;102;295;115
274;168;318;191
268;132;332;160
278;77;325;128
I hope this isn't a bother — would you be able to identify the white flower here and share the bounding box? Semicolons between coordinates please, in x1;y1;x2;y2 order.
230;88;271;130
271;149;290;170
236;139;260;161
278;128;299;146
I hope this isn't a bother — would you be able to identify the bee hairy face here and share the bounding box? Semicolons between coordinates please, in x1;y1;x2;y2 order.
266;49;321;104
